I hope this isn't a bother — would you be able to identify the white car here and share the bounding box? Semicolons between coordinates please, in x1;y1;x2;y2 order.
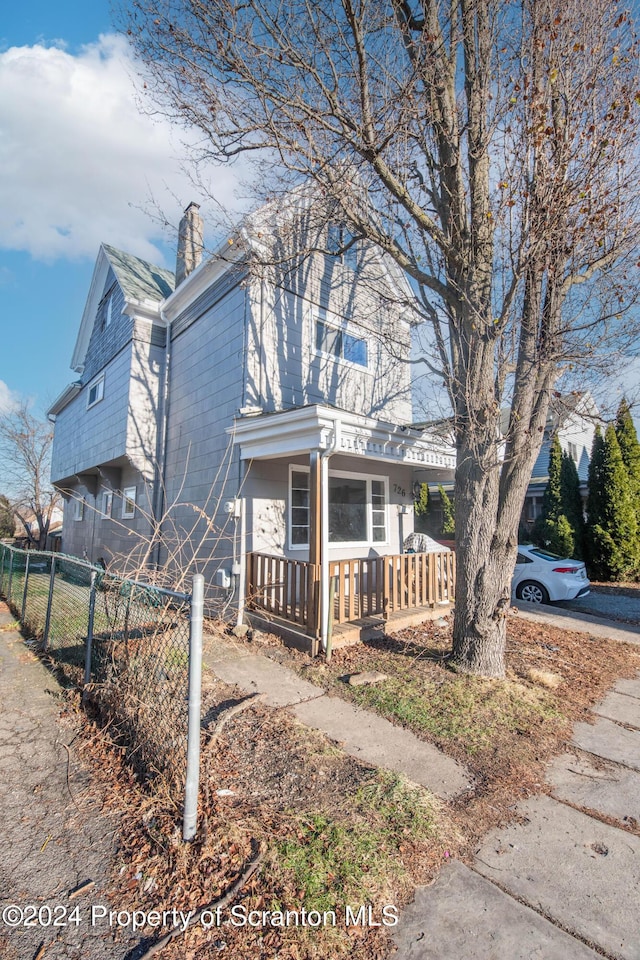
512;544;590;604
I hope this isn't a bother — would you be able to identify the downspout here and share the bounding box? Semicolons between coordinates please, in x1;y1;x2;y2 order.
154;312;171;569
319;417;340;654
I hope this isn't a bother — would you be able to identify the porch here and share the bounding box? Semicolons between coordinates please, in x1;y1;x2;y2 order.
246;549;456;650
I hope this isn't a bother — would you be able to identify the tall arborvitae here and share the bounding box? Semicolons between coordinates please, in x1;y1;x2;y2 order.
586;426;606;529
438;485;455;536
542;433;563;520
614;398;640;577
587;424;638;580
560;451;585;558
615;399;640;516
414;482;429;533
533;434;575;556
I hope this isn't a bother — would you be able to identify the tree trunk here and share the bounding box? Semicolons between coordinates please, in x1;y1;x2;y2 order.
452;436;511;677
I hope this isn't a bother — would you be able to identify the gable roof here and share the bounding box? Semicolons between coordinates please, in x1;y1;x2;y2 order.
70;244;175;373
101;244;175;303
499;391;599;437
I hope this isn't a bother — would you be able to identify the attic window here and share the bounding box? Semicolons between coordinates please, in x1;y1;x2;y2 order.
327;223;358;270
87;375;104;409
105;295;113;327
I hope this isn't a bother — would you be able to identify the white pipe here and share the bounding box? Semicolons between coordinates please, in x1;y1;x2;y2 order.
236;497;247;627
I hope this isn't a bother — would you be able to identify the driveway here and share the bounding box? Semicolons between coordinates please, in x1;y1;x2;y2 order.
555;586;640;625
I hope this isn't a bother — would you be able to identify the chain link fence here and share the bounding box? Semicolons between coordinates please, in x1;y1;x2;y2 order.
0;543;203;840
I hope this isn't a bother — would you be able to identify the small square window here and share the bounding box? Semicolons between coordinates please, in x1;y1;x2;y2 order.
73;498;85;521
87;376;104;409
122;486;136;519
101;491;113;519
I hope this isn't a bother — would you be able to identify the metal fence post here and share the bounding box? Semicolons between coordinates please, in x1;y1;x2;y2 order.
83;570;97;700
43;556;57;651
21;553;30;622
183;574;203;842
7;549;14;606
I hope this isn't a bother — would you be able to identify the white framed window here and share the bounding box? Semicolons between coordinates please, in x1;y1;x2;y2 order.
288;466;388;549
315;317;368;368
101;491;113;519
87;375;104;409
327;222;359;270
122;486;136;519
73;497;85;522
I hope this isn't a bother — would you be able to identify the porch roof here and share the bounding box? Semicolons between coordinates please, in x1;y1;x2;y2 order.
228;404;456;471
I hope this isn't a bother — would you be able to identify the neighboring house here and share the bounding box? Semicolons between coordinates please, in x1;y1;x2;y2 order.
49;197;456;649
519;392;599;529
13;505;63;552
414;392;600;538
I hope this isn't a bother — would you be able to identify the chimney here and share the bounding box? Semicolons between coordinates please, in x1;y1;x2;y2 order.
176;202;204;286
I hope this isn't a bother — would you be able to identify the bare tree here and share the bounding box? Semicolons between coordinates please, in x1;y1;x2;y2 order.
0;405;60;549
121;0;640;676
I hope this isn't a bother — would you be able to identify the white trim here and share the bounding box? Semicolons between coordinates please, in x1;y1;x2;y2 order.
47;381;82;417
288;464;389;551
229;404;457;469
121;486;136;519
86;374;105;410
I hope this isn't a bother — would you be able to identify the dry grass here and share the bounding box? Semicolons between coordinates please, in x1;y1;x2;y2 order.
523;667;563;688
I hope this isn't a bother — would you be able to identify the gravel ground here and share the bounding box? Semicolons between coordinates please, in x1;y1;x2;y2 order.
555;586;640;625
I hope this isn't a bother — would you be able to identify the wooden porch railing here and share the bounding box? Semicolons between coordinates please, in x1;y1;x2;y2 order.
246;550;455;630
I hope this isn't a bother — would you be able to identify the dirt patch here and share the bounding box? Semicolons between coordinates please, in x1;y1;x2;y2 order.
77;674;458;960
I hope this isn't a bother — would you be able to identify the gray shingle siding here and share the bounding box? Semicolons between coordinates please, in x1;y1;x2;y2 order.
161;284;247;567
51;346;132;482
81;278;131;384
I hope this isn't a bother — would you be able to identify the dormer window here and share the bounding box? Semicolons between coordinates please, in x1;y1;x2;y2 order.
99;283;117;331
87;375;104;409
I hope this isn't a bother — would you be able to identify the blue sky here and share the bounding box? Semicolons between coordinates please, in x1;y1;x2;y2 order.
0;2;236;420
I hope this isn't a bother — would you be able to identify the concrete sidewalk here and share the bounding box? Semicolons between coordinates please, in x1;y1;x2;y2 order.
391;673;640;960
0;605;139;960
202;632;473;800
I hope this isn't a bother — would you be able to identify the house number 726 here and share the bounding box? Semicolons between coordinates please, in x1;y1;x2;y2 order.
393;484;406;497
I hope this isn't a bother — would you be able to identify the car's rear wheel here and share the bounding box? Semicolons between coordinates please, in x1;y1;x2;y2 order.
516;580;550;604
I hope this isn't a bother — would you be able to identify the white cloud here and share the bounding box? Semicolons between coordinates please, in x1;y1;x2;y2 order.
0;35;241;264
0;380;20;415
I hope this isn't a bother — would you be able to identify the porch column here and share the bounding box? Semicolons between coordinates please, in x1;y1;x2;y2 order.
307;450;322;648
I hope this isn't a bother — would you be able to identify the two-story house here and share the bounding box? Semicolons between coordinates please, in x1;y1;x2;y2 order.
49;196;456;650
